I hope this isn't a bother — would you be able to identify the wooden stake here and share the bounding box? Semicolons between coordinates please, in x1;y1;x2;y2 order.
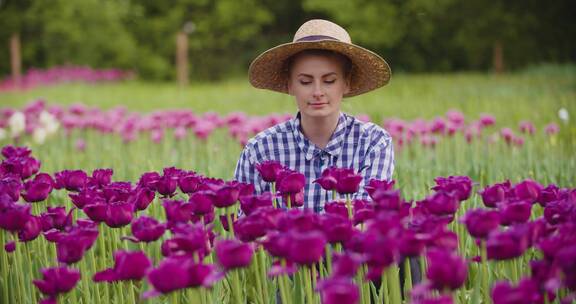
493;40;504;75
176;31;189;87
10;32;22;87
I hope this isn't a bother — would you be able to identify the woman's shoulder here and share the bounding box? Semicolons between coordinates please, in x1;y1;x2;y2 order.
345;114;392;144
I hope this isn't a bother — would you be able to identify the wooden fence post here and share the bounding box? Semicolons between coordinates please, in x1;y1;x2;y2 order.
176;31;188;87
10;32;22;87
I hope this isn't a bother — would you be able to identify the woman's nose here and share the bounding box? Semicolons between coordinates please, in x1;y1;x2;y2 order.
312;82;325;99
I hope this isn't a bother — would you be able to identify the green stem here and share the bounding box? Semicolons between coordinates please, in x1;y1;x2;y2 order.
345;194;353;220
480;240;490;304
254;251;265;304
303;266;314;304
231;269;243;303
226;208;235;238
287;195;292;209
403;258;413;301
272;183;278;208
325;246;332;276
386;265;402;304
259;249;270;304
312;264;318;303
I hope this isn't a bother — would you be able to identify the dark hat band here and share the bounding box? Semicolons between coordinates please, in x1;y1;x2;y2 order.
295;35;340;42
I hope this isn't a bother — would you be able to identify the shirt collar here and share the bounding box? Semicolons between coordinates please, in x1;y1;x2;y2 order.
290;112;349;161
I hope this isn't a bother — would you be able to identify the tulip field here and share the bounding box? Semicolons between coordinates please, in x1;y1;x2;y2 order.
0;67;575;304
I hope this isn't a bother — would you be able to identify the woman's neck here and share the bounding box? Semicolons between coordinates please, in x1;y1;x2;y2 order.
300;112;340;149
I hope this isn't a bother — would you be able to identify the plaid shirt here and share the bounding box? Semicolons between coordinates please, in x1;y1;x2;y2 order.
234;111;394;213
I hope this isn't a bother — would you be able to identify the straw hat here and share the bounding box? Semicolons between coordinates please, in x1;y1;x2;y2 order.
248;19;391;98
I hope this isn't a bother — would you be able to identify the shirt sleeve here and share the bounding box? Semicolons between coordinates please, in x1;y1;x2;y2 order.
353;135;395;200
233;144;265;195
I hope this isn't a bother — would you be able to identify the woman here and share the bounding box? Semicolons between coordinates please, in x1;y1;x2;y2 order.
234;19;394;213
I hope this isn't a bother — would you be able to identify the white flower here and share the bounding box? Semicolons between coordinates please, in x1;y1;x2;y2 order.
0;128;7;141
39;111;60;135
8;111;26;138
558;108;569;123
33;127;47;145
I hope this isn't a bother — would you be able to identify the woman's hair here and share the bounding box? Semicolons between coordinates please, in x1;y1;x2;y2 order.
283;49;353;79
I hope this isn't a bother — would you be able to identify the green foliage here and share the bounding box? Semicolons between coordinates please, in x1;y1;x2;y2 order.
0;0;574;80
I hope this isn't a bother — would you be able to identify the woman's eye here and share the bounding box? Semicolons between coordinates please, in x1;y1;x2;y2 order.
300;81;312;85
325;79;336;84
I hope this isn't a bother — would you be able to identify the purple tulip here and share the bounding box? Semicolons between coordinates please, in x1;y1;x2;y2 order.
361;232;398;272
372;189;402;211
398;229;426;257
537;184;560;207
93;250;151;282
21;173;54;202
215;239;253;270
104;202;134;228
234;213;270;242
188;190;215;216
491;278;542;304
83;201;108;222
314;170;338;191
276;169;305;194
332;252;362;278
544;198;575;225
486;228;529;260
156;169;179;197
56;236;90;264
479;181;511;208
555;245;576;290
365;178;395;199
281;190;305;208
54;170;88;192
519;121;536;135
163;199;194;224
319;213;354;244
498;199;533;226
128;216;166;243
0;174;23;201
4;240;16;252
324;201;348;218
544;123;560;135
462;208;500;239
420;191;460;216
2;145;32;158
239;192;272;215
336;170;363;195
426;248;468;291
0;202;31;231
277;209;321;232
352;199;376;225
512;179;542;202
317;277;359;304
128;187;155;211
1;156;41;179
18;215;42;242
262;230;291;258
432;176;473;201
138;172;161;191
87;168;113;188
178;172;201;193
255;160;284;183
212;184;240;208
161;223;209;258
33;266;81;298
146;256;214;295
40;206;74;231
427;228;459;252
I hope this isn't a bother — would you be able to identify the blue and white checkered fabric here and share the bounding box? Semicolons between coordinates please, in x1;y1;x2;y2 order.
234;112;394;213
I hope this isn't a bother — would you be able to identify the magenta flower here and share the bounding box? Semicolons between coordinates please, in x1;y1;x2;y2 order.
0;175;23;201
317;277;359;304
128;187;155;211
420;191;460;216
335;170;363;195
33;266;81;301
486;228;529;260
365;178;395;199
544;123;559;135
372;189;402;211
178;172;201;194
331;252;362;278
215;239;253;270
146;256;214;295
127;216;166;243
512;179;542;202
0;202;31;231
189;190;215;216
104;202;134;228
319;213;354;244
426;249;468;291
239;192;273;215
314;168;338;191
276;169;305;194
498;199;533;226
352;199;376;225
234;213;271;242
18;215;42;242
87;168;113;188
54;170;87;192
83;202;108;222
262;231;291;259
461;208;500;239
432;176;473;201
479;181;511;208
479;113;496;127
537;184;560;207
519;121;536;135
4;240;16;252
255;160;284;183
544;198;575;225
398;229;426;257
491;278;542;304
288;230;327;265
21;173;54;202
1;145;32;158
212;183;240;208
1;155;41;179
155;168;180;197
324;201;348;218
93;250;151;282
163;199;194;224
40;206;73;231
161;223;209;258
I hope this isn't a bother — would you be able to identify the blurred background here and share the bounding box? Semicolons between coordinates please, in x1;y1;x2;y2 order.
1;0;575;81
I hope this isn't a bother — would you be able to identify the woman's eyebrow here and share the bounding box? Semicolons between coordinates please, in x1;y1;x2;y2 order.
297;72;338;77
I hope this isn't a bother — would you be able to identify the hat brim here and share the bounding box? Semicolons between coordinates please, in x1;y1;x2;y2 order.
248;40;391;98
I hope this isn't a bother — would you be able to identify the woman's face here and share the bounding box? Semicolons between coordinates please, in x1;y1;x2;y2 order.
287;53;350;121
